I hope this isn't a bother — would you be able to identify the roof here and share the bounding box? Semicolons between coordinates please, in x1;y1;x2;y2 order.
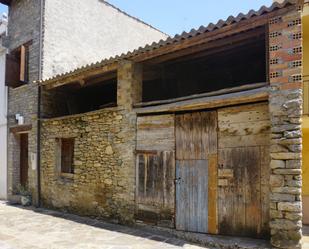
40;0;297;86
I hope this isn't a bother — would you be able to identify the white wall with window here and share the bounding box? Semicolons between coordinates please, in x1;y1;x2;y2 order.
0;14;7;200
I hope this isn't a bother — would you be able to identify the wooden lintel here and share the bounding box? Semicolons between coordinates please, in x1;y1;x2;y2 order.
135;82;268;108
134;87;269;114
9;124;32;134
43;62;118;90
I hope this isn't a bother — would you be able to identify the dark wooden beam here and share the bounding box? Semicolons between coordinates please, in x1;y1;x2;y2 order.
9;124;32;133
134;82;268;108
43;62;118;90
134;87;269;114
0;0;11;6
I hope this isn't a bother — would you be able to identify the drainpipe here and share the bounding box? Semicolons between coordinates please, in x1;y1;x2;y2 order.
36;0;44;207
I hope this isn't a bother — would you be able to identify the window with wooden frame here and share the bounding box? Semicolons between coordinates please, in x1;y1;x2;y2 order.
5;43;30;88
57;138;75;174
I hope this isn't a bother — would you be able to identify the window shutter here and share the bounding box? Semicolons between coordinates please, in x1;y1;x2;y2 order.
20;45;26;82
61;138;74;174
5;53;20;87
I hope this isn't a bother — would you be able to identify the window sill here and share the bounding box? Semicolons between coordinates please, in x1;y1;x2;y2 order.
59;173;74;179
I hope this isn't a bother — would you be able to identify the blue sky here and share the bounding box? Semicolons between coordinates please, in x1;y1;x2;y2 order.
0;0;273;35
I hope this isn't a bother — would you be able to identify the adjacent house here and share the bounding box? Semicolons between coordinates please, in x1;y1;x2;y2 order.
38;1;303;248
1;0;167;205
0;13;7;200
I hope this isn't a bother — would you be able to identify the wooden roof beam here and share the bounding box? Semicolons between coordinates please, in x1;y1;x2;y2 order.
43;62;118;90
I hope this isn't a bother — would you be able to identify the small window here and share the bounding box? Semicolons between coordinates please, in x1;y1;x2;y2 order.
5;43;30;88
59;138;74;174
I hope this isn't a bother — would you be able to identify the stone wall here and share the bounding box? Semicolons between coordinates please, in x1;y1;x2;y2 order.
40;107;136;223
268;6;303;249
6;0;42;204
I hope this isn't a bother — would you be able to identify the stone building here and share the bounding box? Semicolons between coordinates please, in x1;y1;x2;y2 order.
39;0;304;248
0;14;7;200
0;0;167;205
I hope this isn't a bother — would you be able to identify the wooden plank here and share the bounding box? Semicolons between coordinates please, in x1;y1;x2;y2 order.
244;147;262;237
136;151;175;224
260;146;270;238
43;62;118;90
136;115;175;151
208;154;218;234
9;124;32;134
218;120;270;137
218;147;261;237
5;54;20;87
134;82;267;108
20;45;26;82
135;87;269;115
218;103;271;149
218;102;270;124
176;111;217;160
176;160;208;233
218;134;270;148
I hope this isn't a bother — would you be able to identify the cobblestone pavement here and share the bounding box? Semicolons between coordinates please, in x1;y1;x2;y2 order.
0;202;208;249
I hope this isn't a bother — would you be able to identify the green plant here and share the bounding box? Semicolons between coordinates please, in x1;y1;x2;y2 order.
16;184;31;196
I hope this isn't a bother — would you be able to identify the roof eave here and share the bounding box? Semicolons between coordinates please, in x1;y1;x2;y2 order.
0;0;11;6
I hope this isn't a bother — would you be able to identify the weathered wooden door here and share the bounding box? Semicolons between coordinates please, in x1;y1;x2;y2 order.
217;103;270;238
175;111;217;233
135;115;175;226
20;133;29;187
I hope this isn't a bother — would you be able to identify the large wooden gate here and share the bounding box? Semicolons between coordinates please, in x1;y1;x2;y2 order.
175;111;217;233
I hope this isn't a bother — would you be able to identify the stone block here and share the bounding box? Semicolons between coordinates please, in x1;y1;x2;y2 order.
271;152;301;160
273;169;301;175
278;202;302;212
286;160;301;169
270;175;284;187
270;160;285;169
270;193;295;202
285;211;302;221
272;186;301;195
270;219;301;230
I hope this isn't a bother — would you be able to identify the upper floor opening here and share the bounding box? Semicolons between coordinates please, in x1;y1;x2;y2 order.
141;26;267;104
44;71;117;118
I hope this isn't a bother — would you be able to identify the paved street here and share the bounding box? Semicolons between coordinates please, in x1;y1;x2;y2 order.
0;202;208;249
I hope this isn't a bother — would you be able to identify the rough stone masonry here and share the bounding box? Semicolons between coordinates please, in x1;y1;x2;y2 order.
268;5;303;249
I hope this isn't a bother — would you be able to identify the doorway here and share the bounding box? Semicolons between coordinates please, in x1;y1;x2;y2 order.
175;111;217;233
20;133;28;187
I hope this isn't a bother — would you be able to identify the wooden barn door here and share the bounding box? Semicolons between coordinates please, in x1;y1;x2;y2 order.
217;103;270;238
135;115;175;226
175;111;217;234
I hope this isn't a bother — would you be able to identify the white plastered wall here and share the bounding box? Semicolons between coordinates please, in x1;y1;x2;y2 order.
0;18;7;200
42;0;168;79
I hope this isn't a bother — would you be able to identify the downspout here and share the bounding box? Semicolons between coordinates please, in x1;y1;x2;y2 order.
37;0;44;207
